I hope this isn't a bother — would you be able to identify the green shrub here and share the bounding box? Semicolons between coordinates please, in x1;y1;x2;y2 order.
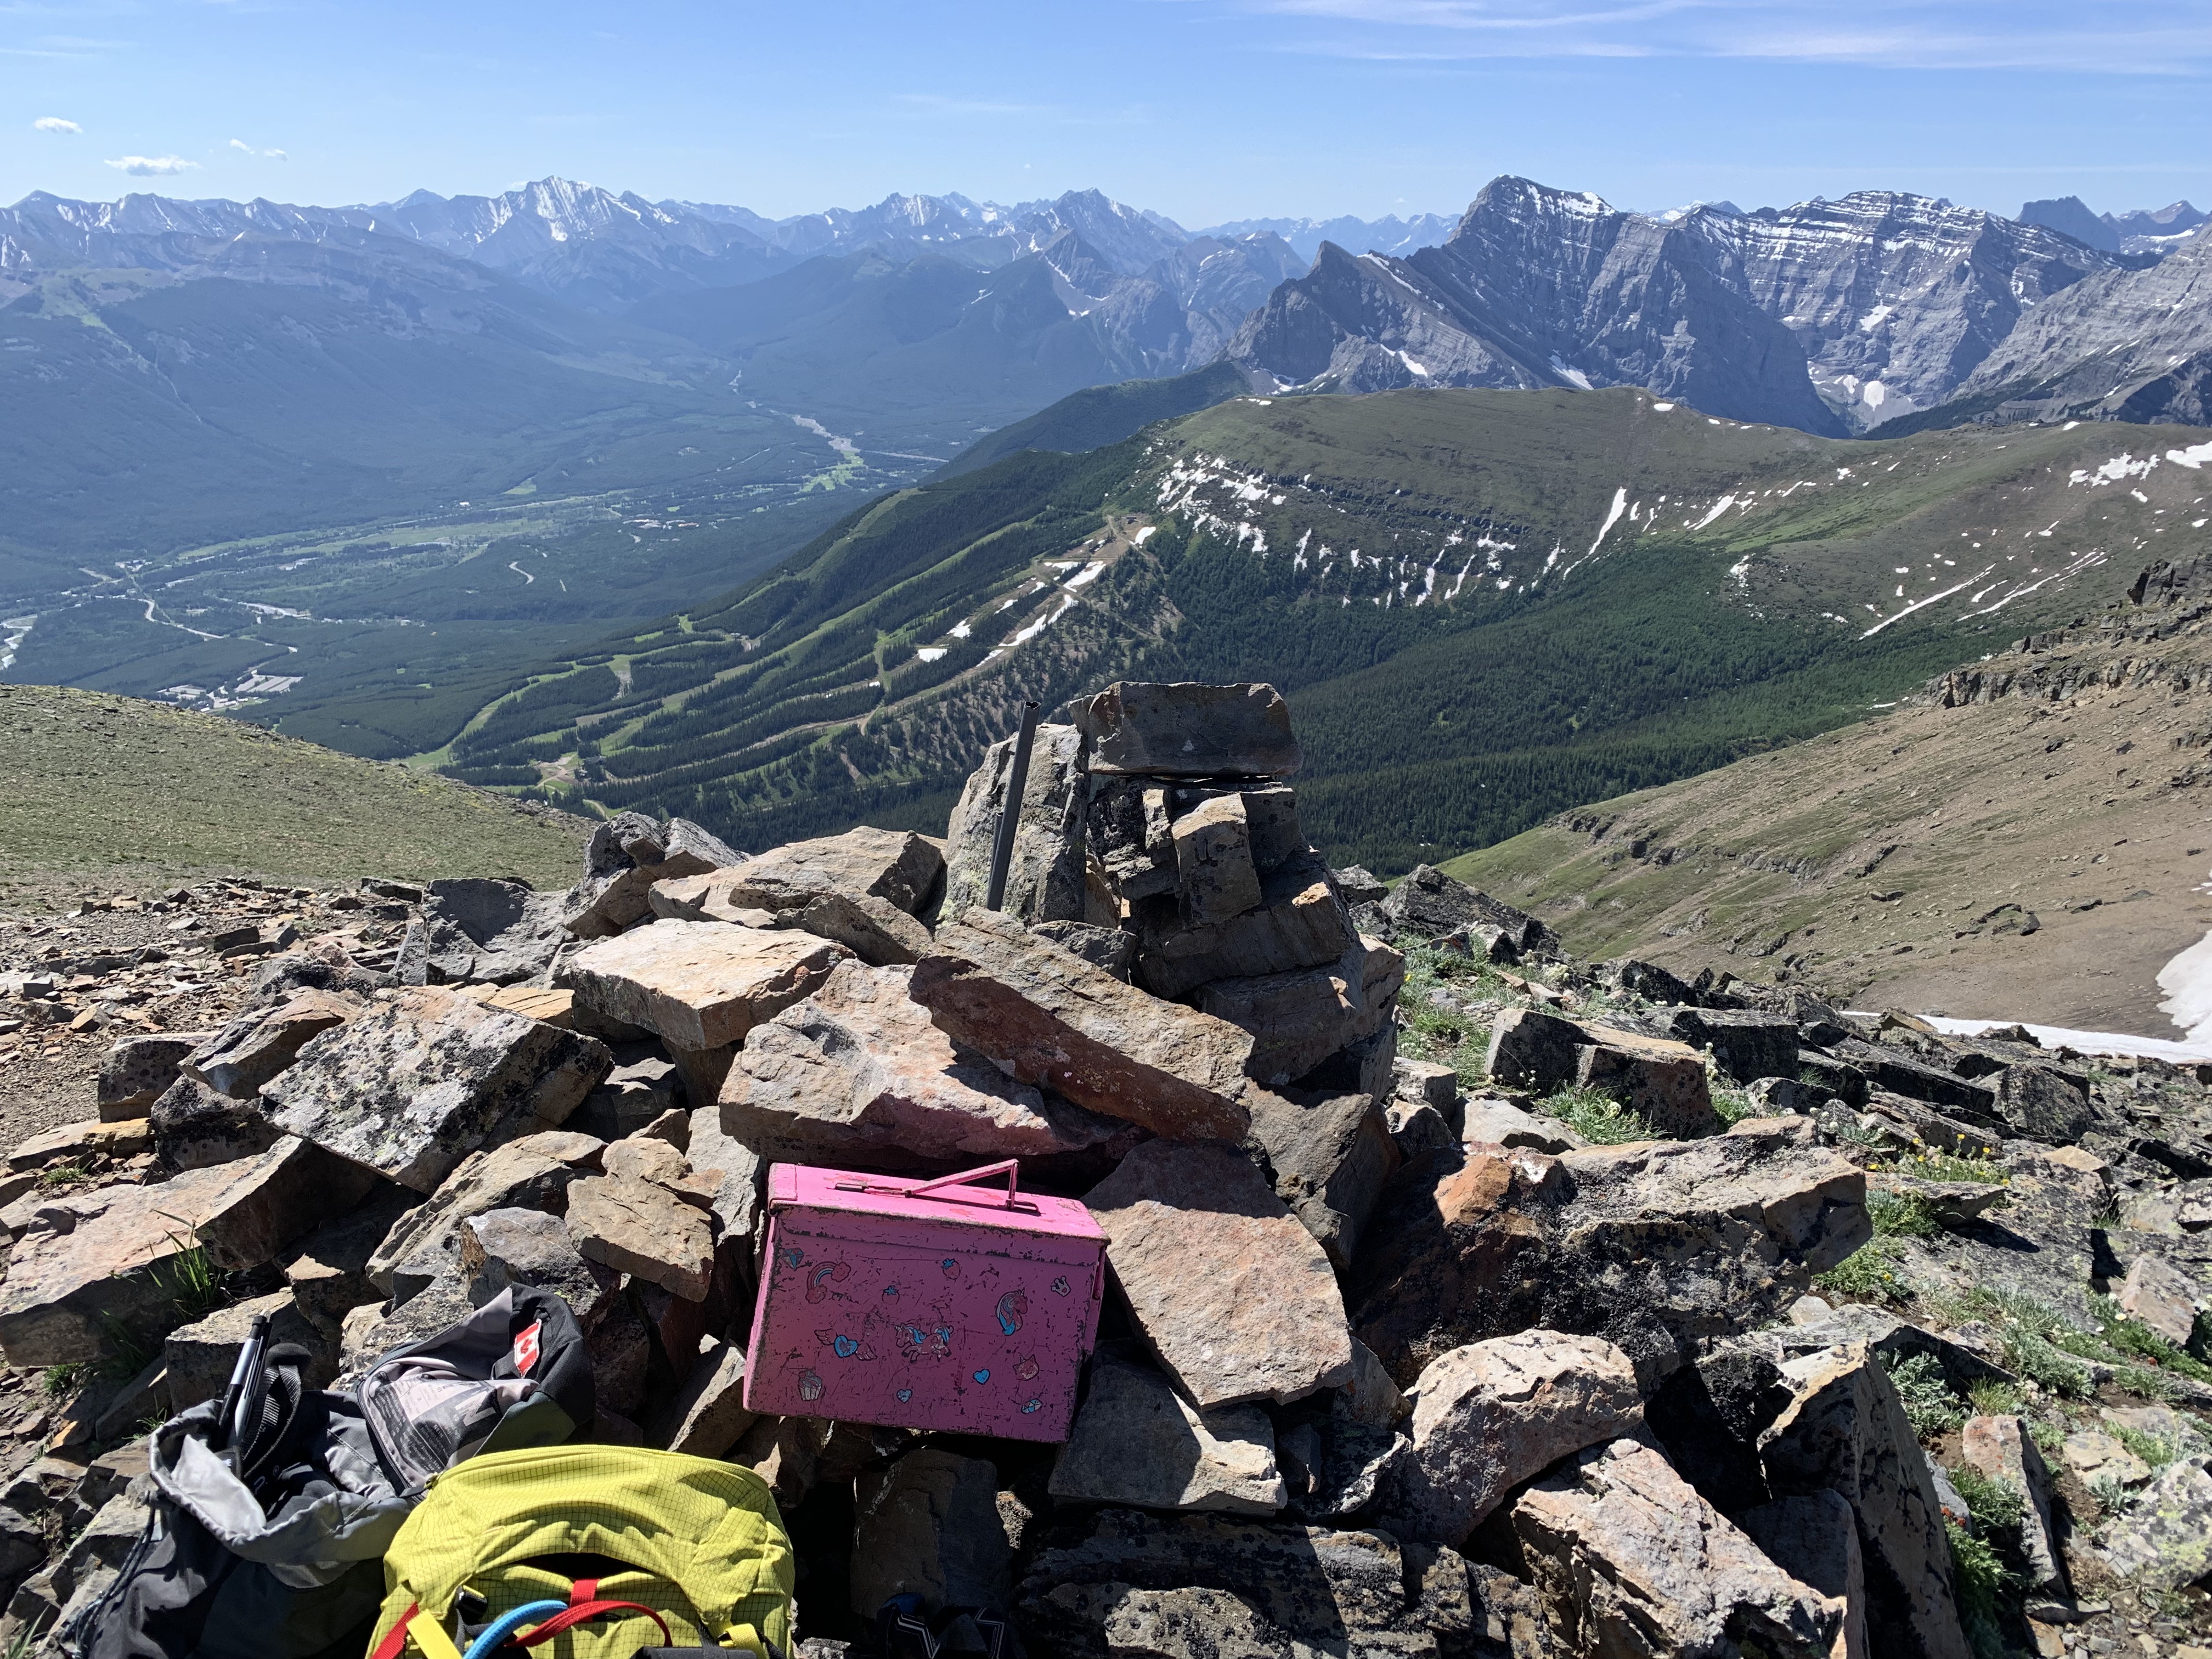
1869;1189;1942;1238
1900;1148;2009;1186
1949;1463;2025;1532
1945;1517;2013;1659
1883;1352;1966;1436
1544;1086;1656;1146
1814;1238;1910;1304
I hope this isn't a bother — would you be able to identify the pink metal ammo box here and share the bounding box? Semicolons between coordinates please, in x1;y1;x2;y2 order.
742;1160;1107;1441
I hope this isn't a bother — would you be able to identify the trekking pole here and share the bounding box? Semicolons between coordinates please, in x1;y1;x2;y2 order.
227;1313;273;1471
984;702;1041;912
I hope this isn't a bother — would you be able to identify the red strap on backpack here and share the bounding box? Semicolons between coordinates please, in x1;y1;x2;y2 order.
368;1606;417;1659
507;1601;672;1647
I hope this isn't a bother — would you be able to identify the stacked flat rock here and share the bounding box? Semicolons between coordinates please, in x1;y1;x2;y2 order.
8;693;2172;1659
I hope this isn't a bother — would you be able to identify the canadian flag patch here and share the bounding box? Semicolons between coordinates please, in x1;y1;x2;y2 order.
512;1319;543;1376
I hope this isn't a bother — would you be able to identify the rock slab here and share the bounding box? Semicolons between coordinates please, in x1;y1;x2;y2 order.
558;919;845;1052
913;909;1254;1142
720;960;1129;1169
1051;1350;1285;1515
1086;1139;1353;1410
1514;1437;1847;1659
263;988;611;1192
1384;1330;1643;1545
1079;681;1302;778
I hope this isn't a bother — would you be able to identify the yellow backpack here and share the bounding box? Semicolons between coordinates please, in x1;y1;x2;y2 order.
365;1445;795;1659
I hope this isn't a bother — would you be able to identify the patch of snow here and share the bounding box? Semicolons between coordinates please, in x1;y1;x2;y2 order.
1918;1014;2212;1065
915;647;948;663
2168;441;2212;470
2071;452;2159;487
1860;566;1994;636
1586;487;1628;558
1065;561;1107;589
1691;495;1737;532
1548;354;1593;391
1650;402;1674;411
1132;526;1159;544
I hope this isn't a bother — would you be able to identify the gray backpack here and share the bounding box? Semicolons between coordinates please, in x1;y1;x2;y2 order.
64;1286;592;1659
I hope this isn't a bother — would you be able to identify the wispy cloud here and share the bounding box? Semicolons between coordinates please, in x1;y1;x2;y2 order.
32;116;80;133
1229;0;2212;73
228;137;286;158
104;154;199;177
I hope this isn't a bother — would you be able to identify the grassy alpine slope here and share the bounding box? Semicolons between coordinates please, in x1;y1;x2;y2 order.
1438;599;2212;1037
426;385;2212;871
0;683;589;899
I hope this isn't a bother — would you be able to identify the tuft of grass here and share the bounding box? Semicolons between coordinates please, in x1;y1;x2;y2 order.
2109;1421;2202;1470
1870;1189;1943;1238
3;1610;52;1659
1829;1116;1891;1153
151;1223;229;1324
41;1362;88;1397
2085;1469;2137;1514
2089;1295;2212;1383
1709;1080;1758;1126
94;1315;156;1382
1966;1379;2023;1418
1884;1351;1967;1436
1948;1288;2099;1398
36;1161;89;1188
1815;1237;1912;1304
1543;1085;1656;1146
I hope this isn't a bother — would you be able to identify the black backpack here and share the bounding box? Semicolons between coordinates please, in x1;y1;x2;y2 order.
65;1286;592;1659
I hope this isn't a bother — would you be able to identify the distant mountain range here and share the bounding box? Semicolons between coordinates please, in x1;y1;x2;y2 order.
2019;195;2205;256
3;169;2205;766
1222;177;2204;436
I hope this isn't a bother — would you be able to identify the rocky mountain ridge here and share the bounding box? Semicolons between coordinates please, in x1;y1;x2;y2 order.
440;386;2211;878
1223;177;2174;436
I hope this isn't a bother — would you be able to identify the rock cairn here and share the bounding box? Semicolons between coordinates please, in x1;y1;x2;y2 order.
0;681;2209;1654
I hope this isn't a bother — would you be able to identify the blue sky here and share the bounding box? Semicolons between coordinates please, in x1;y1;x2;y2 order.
5;0;2208;224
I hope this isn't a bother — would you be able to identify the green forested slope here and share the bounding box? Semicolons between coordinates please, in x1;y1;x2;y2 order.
425;386;2212;870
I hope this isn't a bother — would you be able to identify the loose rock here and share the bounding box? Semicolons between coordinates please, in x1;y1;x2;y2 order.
558;919;845;1052
1381;1329;1643;1545
566;1173;715;1301
1514;1437;1848;1659
1050;1348;1286;1515
263;987;610;1192
914;909;1255;1142
1079;681;1302;779
851;1448;1014;1621
720;960;1132;1170
1086;1139;1353;1409
1350;1123;1869;1386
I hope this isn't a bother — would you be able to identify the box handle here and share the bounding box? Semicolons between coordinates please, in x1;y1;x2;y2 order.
833;1160;1035;1212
